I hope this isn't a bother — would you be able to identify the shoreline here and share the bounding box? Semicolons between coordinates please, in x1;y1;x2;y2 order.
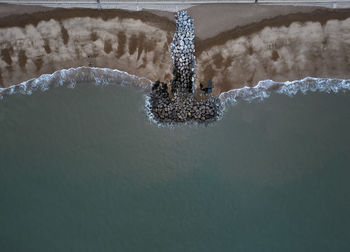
1;67;349;110
1;3;350;94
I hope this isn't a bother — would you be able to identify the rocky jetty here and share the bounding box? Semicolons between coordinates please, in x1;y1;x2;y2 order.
149;11;222;124
170;11;196;94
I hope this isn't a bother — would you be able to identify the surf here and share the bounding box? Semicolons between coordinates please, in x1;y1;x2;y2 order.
0;67;152;100
219;77;350;105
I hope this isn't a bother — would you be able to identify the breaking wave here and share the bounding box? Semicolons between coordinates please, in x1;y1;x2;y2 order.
219;77;350;105
1;69;350;124
0;67;152;100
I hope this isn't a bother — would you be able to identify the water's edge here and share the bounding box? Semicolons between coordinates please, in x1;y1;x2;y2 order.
0;67;152;100
219;77;350;104
1;67;350;123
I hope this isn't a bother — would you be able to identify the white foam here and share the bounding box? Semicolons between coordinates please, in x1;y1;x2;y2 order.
219;77;350;105
0;67;152;100
2;72;350;126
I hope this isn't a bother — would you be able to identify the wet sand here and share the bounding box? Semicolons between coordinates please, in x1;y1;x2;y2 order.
0;3;350;95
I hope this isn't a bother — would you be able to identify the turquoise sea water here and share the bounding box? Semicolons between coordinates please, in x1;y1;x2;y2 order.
1;81;350;251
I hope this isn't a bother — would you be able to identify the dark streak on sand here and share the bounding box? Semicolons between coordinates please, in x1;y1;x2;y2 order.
116;31;126;58
0;68;3;87
44;39;51;54
137;32;146;61
271;50;279;61
247;46;254;55
91;31;98;42
60;22;69;45
128;34;138;55
18;50;27;71
153;52;159;64
34;57;44;72
144;39;155;53
1;48;13;66
162;41;169;61
104;40;113;54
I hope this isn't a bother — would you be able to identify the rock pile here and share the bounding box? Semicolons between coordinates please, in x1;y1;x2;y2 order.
170;11;196;94
150;81;221;123
149;11;222;124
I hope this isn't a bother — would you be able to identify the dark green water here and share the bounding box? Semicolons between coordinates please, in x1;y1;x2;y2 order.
1;83;350;252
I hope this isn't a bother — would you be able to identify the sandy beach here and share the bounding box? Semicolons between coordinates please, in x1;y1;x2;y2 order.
0;3;350;95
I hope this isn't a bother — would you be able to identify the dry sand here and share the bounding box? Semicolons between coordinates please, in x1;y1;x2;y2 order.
0;3;350;95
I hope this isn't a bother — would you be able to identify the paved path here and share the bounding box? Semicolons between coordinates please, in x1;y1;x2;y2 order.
0;0;349;10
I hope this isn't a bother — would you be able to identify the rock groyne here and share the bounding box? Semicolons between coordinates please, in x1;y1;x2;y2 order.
170;11;196;94
149;11;222;124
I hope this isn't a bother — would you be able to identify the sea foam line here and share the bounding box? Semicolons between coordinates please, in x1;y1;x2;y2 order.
0;66;153;100
2;71;350;126
219;77;350;105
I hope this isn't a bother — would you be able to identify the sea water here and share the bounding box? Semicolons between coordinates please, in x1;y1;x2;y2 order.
0;78;350;251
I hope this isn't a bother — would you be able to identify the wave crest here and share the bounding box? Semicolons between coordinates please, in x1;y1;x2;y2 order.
2;71;350;124
219;77;350;104
0;67;152;99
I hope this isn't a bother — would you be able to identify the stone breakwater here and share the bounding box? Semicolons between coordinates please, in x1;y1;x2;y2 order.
150;81;221;123
149;11;222;124
170;11;196;94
